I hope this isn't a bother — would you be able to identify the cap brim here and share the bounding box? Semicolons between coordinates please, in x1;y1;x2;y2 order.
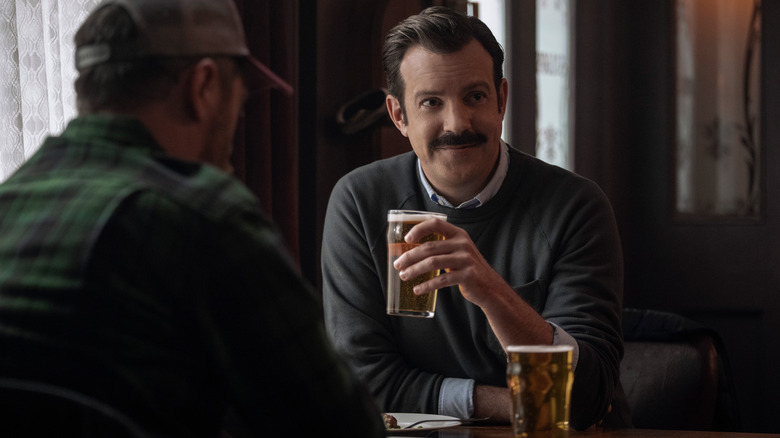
245;56;293;95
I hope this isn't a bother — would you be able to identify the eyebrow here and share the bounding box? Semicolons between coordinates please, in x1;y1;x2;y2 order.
412;80;493;101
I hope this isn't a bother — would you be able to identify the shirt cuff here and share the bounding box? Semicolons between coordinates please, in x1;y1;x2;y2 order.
550;322;580;370
438;377;474;418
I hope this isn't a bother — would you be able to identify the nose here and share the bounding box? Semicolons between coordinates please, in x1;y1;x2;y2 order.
442;101;473;134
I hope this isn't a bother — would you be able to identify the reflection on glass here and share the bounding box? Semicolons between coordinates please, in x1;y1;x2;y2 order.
675;0;761;218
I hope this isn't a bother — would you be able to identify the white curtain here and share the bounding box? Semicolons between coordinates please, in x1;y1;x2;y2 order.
536;0;573;171
0;0;101;181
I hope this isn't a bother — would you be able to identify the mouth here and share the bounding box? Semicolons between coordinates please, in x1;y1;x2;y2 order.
434;142;480;150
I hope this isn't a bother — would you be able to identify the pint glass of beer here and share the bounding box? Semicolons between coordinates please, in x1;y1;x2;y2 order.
386;210;446;318
506;345;574;438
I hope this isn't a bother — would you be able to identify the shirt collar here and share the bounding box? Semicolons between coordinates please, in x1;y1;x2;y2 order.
61;114;163;154
418;140;509;209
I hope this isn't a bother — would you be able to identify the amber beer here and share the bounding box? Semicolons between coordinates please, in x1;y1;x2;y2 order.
506;345;574;438
386;210;446;317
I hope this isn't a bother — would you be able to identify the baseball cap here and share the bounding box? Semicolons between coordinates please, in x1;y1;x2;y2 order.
75;0;293;95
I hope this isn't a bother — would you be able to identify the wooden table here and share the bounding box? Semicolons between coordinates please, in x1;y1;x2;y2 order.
417;425;780;438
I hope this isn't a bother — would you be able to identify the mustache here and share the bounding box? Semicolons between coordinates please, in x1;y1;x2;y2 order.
429;131;488;149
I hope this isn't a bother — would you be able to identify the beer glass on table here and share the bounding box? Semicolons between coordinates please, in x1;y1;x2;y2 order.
386;210;446;318
506;345;574;438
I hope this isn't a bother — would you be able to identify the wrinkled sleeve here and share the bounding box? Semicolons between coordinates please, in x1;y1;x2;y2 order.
321;177;445;414
540;179;625;429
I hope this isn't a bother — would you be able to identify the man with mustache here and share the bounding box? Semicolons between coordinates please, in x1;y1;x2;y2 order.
321;6;630;430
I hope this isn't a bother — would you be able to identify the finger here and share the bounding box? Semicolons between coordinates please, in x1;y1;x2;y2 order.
400;253;485;301
393;238;452;271
398;252;445;280
404;217;452;243
412;270;457;295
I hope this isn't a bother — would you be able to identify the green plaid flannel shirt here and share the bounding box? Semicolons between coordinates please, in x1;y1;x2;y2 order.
0;115;383;437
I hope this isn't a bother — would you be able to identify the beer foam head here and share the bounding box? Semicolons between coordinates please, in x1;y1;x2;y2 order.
387;210;447;222
506;345;574;354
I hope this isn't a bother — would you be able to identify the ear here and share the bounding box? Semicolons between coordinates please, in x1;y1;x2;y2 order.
498;78;509;118
186;58;221;122
386;93;409;137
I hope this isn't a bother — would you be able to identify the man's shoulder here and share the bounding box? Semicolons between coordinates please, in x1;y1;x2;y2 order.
332;151;418;195
15;131;259;225
91;146;258;223
324;151;421;236
142;157;258;218
342;151;416;180
507;146;606;201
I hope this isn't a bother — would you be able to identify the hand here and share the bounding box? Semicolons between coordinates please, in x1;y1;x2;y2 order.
393;217;553;348
392;217;507;308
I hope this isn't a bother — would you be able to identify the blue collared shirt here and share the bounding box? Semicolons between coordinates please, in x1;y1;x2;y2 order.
418;140;510;209
417;141;581;418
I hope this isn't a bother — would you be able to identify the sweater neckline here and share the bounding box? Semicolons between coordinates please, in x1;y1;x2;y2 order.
416;147;527;224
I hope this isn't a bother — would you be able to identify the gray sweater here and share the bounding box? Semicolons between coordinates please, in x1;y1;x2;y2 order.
322;146;628;429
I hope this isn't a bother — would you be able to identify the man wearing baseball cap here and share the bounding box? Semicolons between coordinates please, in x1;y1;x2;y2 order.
0;1;384;437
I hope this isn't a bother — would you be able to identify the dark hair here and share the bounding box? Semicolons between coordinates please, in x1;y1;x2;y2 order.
73;5;238;114
382;6;504;119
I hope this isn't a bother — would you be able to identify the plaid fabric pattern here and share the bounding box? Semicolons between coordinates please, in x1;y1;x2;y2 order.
0;115;384;437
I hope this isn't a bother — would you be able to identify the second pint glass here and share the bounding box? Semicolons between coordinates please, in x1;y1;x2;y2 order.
386;210;446;318
506;345;574;438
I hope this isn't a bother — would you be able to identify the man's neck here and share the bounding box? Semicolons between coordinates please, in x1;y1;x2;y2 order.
421;144;503;207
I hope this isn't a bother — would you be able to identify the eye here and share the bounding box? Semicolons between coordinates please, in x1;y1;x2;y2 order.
421;98;441;108
468;91;488;103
